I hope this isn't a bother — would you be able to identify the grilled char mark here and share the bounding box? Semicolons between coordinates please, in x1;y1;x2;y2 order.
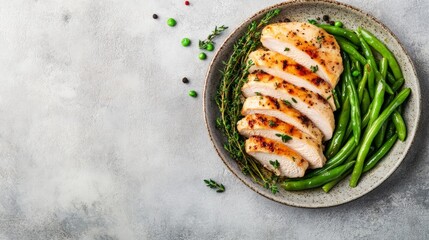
252;136;275;152
282;60;288;70
272;98;281;109
304;49;319;59
297;115;311;128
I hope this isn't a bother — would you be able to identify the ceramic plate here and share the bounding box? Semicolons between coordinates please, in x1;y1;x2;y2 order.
203;0;421;208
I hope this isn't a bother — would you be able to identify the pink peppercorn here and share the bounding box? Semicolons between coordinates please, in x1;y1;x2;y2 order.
185;1;190;6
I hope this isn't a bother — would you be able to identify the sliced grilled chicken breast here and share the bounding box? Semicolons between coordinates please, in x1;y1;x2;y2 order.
238;114;326;168
242;96;323;143
248;49;335;110
261;22;343;87
242;72;334;140
245;136;308;178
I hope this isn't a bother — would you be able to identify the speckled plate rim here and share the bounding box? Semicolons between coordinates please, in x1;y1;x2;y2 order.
203;0;421;208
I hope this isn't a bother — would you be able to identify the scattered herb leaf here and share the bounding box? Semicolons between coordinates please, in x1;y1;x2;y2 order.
282;99;292;107
274;82;279;89
275;133;292;143
308;19;317;25
292;98;297;103
269;160;280;169
268;120;277;127
284;47;290;51
310;65;319;73
255;92;262;96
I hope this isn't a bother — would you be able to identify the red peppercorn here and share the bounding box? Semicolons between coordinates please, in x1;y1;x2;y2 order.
185;1;190;6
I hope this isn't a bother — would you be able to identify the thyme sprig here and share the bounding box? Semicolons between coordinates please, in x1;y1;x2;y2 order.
204;179;225;193
215;9;281;194
199;25;229;50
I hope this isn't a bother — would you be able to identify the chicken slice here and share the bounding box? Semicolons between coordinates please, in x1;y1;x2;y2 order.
245;136;308;178
242;72;334;140
242;96;323;143
248;49;335;110
238;114;326;169
261;22;343;87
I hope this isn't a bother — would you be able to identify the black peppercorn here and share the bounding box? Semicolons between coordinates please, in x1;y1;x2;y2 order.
152;14;158;19
323;15;330;21
182;77;189;84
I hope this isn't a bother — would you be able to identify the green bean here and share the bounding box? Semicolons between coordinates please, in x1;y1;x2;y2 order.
379;58;388;78
392;78;405;92
307;137;356;178
332;88;341;109
341;76;347;103
367;81;385;128
375;71;394;95
345;90;370;141
363;134;398;172
359;28;404;82
362;105;371;128
322;169;352;193
325;98;351;158
336;37;367;65
282;161;356;191
356;28;377;66
386;71;396;85
392;111;407;141
374;123;387;148
376;94;394;149
359;83;385;149
317;24;361;45
378;58;393;93
358;64;369;102
343;52;361;145
350;88;411;187
356;30;377;98
385;120;396;140
361;89;371;115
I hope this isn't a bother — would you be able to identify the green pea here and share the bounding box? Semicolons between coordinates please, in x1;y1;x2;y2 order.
334;21;343;28
206;43;214;51
181;38;191;47
199;52;207;60
167;18;177;27
352;70;360;77
189;90;197;98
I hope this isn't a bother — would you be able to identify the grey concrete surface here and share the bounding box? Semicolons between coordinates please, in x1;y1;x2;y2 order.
0;0;427;239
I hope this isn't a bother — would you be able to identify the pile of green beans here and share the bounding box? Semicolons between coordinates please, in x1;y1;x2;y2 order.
281;23;411;192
